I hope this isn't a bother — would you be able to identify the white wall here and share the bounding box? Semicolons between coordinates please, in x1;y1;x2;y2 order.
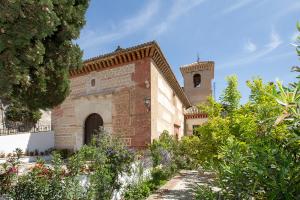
150;61;185;140
0;131;54;154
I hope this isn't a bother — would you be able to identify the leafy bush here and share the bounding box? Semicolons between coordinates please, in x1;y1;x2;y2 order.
150;130;177;167
124;131;183;200
124;181;151;200
0;157;18;196
194;76;300;199
178;135;206;169
73;131;135;200
124;167;171;200
55;148;74;159
195;185;219;200
1;130;135;200
8;152;85;200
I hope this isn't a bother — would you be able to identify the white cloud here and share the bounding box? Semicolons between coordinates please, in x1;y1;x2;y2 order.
244;40;257;53
78;0;160;49
221;0;256;15
267;30;282;49
153;0;207;36
219;30;282;69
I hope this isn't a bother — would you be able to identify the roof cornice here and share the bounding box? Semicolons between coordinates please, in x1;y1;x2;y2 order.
69;41;191;108
180;61;214;78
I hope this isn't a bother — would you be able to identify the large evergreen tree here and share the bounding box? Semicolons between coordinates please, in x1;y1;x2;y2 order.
0;0;89;117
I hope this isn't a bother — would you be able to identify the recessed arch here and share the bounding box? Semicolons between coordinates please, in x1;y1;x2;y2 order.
84;113;103;145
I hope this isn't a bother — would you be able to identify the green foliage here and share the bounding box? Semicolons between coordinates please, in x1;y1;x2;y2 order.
149;130;177;167
77;131;135;200
0;0;89;111
177;135;202;168
1;129;135;200
9;152;85;200
0;157;18;196
55;148;74;159
5;101;42;123
199;96;223;119
220;75;241;114
268;80;300;135
124;181;151;200
296;22;300;59
195;185;219;200
124;167;172;200
194;75;300;199
124;131;182;200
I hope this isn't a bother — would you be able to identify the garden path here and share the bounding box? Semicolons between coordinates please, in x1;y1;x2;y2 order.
146;170;216;200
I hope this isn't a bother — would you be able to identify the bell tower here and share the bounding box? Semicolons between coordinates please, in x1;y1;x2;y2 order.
180;61;214;105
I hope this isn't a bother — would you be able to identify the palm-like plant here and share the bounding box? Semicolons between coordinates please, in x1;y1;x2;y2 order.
272;81;300;128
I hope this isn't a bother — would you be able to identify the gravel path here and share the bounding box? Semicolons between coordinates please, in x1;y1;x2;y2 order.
146;170;216;200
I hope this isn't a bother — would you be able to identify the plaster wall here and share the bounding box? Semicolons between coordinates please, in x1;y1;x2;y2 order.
0;131;54;154
150;61;184;141
182;70;213;105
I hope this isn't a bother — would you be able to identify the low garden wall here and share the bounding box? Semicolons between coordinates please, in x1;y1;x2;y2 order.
0;131;54;154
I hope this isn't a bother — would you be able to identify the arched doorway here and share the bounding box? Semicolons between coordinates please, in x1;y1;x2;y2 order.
84;113;103;145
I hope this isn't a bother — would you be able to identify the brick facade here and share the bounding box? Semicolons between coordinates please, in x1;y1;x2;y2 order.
52;58;152;150
52;41;213;150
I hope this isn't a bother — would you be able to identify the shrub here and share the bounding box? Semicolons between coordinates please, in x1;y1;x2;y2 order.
0;156;19;196
124;181;151;200
195;185;220;200
8;153;85;200
77;131;135;200
124;167;171;200
193;77;300;199
177;135;202;169
150;130;177;167
55;148;74;159
124;131;182;200
1;129;136;200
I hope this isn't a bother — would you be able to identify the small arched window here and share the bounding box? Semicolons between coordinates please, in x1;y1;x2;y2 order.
91;78;96;87
193;74;201;87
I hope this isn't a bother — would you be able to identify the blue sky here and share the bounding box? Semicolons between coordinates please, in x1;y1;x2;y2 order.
77;0;300;103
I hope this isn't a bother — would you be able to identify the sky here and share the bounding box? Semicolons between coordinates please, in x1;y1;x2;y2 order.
76;0;300;103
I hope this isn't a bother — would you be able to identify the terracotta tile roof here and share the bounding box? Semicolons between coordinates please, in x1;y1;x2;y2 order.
184;106;208;119
69;41;191;108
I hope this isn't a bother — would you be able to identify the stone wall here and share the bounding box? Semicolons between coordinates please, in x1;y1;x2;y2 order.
150;60;185;141
52;59;151;150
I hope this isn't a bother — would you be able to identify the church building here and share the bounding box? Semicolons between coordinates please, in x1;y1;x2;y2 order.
52;41;214;150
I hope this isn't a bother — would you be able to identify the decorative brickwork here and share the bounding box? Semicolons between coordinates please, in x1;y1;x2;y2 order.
52;41;214;150
52;58;152;150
